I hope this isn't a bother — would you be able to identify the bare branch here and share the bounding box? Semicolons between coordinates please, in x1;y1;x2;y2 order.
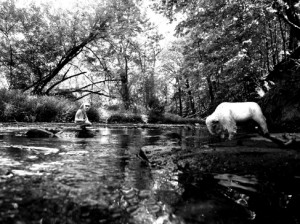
74;89;116;100
45;71;87;94
79;79;121;90
279;13;300;31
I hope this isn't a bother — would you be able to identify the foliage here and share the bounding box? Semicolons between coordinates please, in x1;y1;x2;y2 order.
161;113;204;124
153;0;292;117
86;107;101;123
106;104;121;111
146;96;165;123
107;112;144;123
0;89;82;122
0;0;147;101
0;1;108;94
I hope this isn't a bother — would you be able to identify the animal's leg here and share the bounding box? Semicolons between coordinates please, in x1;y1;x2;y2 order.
222;117;237;140
253;116;269;136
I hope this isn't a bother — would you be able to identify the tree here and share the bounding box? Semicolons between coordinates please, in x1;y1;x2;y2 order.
273;0;300;50
158;43;183;115
0;0;149;101
133;28;163;109
152;0;288;114
0;0;114;94
80;0;149;109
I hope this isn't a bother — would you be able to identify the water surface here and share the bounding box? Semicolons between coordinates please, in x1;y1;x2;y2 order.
0;124;299;224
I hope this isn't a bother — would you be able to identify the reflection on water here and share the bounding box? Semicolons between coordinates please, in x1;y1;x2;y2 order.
0;126;299;223
0;127;193;223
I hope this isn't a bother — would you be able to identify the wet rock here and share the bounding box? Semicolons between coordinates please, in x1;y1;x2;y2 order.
7;145;59;155
75;129;96;138
176;197;251;223
214;173;258;192
26;129;56;138
147;204;160;213
137;145;181;164
126;205;139;213
138;190;152;198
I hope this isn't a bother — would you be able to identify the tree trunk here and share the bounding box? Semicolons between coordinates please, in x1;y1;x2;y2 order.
275;0;300;50
206;75;214;104
176;77;183;117
120;56;130;110
278;15;287;60
185;78;196;116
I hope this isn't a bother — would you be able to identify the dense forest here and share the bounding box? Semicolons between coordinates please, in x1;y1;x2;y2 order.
0;0;299;130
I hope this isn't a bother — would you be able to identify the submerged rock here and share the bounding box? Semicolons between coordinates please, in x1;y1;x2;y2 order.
75;129;96;138
26;129;56;138
137;145;181;165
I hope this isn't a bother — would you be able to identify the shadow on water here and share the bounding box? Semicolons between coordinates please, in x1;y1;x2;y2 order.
0;125;299;223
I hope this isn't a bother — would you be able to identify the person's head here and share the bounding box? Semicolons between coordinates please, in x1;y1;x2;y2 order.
80;102;91;111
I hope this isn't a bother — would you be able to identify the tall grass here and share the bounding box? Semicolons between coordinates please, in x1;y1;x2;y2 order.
0;89;100;122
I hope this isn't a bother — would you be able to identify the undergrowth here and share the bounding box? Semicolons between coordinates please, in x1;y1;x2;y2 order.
0;89;100;122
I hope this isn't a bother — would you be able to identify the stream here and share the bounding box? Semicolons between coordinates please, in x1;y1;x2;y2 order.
0;123;300;224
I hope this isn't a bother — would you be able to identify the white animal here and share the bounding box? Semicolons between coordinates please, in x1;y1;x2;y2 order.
206;102;269;140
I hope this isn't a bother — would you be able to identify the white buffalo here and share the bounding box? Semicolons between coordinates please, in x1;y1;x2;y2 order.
206;102;269;140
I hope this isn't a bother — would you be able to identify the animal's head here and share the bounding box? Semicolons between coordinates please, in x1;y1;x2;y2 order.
205;115;222;135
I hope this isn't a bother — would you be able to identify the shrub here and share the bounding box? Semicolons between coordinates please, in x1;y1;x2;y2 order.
107;112;144;123
162;113;186;124
58;104;78;122
147;97;165;123
0;88;100;123
148;112;205;124
0;89;34;121
35;96;60;122
86;107;101;122
106;104;120;111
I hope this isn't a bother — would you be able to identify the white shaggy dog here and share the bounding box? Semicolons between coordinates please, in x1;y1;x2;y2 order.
206;102;269;140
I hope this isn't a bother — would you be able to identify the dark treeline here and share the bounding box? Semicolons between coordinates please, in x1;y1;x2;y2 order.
0;0;299;129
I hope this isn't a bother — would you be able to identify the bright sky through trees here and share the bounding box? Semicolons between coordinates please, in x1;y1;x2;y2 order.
14;0;177;44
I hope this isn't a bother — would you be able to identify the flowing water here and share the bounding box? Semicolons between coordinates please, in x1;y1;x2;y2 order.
0;124;299;224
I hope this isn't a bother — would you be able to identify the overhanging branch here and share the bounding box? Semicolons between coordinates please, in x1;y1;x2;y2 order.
74;89;116;100
45;71;87;94
79;79;121;90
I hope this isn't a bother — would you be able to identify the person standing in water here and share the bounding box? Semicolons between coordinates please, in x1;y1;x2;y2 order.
75;102;92;129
